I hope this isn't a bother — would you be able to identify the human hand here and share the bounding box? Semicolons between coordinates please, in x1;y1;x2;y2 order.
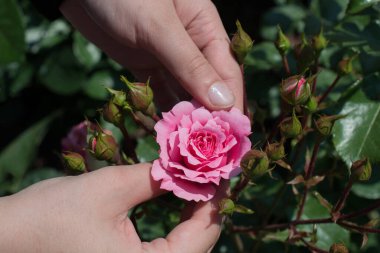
60;0;243;111
0;164;227;253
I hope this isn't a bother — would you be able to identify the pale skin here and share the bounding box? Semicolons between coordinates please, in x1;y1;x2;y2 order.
0;0;244;252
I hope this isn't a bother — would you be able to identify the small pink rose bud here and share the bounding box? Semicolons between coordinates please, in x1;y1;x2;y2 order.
88;131;118;162
103;101;124;126
279;111;302;139
314;114;345;137
241;149;270;180
329;243;349;253
350;158;372;181
121;76;153;112
62;152;86;173
280;75;311;105
265;142;285;161
275;25;291;56
231;20;253;64
144;102;157;117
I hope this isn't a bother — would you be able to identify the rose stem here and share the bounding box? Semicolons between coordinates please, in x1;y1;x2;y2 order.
118;123;138;163
301;238;329;253
296;137;322;221
318;75;341;105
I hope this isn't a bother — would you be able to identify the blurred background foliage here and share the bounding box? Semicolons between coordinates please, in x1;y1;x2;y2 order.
0;0;380;252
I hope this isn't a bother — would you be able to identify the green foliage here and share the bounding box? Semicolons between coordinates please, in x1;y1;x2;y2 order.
1;0;380;252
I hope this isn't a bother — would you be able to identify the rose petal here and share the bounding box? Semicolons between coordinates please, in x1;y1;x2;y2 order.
191;108;213;125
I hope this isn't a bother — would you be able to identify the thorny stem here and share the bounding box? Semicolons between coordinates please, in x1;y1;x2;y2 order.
282;55;291;76
311;59;319;94
318;75;341;105
332;178;354;216
341;199;380;220
230;176;250;201
296;138;322;220
118;123;138;163
301;239;329;253
338;220;380;234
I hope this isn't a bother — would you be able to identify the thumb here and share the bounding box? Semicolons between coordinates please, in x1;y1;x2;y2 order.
146;14;235;110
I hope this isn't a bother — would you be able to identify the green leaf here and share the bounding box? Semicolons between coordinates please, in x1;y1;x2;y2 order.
0;0;25;65
245;42;282;71
310;0;349;23
298;197;350;250
0;113;59;192
352;181;380;199
38;47;86;95
333;87;380;166
9;63;34;96
83;71;114;100
73;31;101;69
346;0;380;14
136;136;159;162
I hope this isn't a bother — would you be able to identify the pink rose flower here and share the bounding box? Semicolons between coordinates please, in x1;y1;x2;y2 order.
152;101;251;202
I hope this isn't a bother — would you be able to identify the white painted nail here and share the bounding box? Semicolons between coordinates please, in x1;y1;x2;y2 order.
208;82;235;108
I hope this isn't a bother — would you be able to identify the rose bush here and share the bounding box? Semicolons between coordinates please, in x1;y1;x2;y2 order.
152;101;251;201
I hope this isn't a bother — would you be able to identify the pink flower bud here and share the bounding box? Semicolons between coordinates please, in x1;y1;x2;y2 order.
102;101;124;126
121;76;153;112
62;152;86;173
241;149;270;180
281;75;311;105
231;20;253;64
279;111;302;139
88;131;118;162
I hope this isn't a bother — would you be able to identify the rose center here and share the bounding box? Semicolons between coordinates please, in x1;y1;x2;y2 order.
189;131;217;158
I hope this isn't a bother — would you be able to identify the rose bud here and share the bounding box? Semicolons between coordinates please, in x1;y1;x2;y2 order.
106;88;127;107
311;28;328;56
295;33;315;73
231;20;253;64
350;158;372;181
329;243;349;253
121;75;153;112
89;131;118;162
241;149;270;180
103;101;124;126
279;111;302;139
275;25;291;56
219;198;235;215
62;152;86;173
144;102;157;117
338;55;356;76
305;96;318;113
280;75;311;105
315;114;345;137
265;142;285;161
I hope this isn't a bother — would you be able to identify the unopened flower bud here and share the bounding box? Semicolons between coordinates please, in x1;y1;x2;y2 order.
338;55;356;76
311;28;328;56
329;243;349;253
241;149;270;179
106;88;127;107
103;101;124;126
89;131;118;162
315;114;345;137
219;198;235;215
280;111;302;139
62;152;86;173
275;25;291;56
231;20;253;64
265;142;285;161
121;76;154;112
351;158;372;181
280;75;311;105
144;102;157;117
305;96;318;113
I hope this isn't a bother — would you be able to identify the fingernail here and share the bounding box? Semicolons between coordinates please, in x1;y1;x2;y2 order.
208;82;235;108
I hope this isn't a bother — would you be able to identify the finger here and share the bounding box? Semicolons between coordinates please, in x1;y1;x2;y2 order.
177;0;244;111
141;7;236;110
87;164;166;213
146;181;228;253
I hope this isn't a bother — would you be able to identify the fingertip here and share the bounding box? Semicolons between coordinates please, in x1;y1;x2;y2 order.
208;82;236;109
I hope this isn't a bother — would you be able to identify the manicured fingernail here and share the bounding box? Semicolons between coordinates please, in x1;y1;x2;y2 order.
208;82;235;108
